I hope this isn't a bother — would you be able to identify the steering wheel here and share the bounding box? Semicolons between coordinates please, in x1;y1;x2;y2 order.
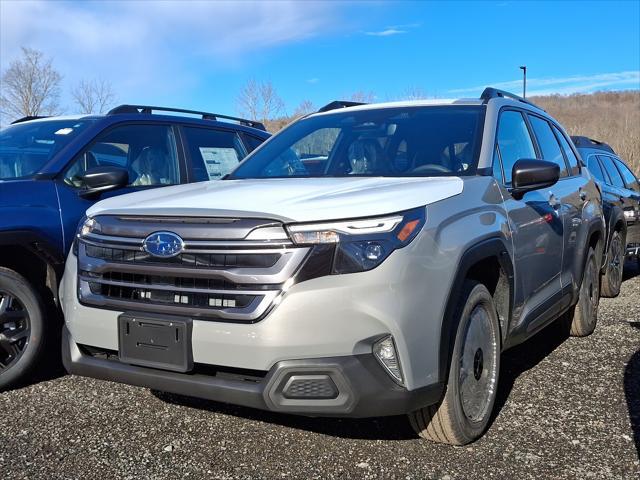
411;163;452;174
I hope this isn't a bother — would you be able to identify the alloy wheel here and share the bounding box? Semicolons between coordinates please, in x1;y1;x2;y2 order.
0;292;31;372
608;234;623;291
458;303;499;423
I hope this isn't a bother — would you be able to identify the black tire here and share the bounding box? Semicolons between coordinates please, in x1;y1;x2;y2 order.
567;247;600;337
0;267;46;391
601;230;624;298
409;280;501;445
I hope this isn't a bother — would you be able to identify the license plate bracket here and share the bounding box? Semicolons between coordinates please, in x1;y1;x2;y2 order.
118;314;193;373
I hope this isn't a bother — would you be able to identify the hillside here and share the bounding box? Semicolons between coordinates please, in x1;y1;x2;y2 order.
531;91;639;174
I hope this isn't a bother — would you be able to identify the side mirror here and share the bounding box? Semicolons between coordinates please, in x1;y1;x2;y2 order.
79;166;129;199
510;159;560;199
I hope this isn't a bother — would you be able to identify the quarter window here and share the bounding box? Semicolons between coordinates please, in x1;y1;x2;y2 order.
495;110;536;185
599;155;625;188
182;127;246;182
528;115;567;177
63;124;180;188
492;145;504;183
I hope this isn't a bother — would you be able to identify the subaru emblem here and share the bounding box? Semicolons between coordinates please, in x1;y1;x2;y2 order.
143;231;184;258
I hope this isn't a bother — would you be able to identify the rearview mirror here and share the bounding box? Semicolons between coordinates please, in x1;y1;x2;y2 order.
79;166;128;199
510;159;559;199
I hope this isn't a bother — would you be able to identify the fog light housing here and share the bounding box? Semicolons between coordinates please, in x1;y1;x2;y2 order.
373;335;404;385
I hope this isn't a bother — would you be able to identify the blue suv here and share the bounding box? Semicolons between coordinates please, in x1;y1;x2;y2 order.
0;105;269;389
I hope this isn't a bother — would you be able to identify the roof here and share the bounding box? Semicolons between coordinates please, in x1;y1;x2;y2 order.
570;136;615;154
312;98;484;116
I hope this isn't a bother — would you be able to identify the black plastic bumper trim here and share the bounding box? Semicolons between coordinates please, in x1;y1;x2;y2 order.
62;326;443;418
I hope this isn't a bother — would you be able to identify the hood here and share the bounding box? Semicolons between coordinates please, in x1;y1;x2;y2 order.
87;177;464;223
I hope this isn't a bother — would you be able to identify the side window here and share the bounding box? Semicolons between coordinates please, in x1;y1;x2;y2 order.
599;155;625;188
496;110;536;184
240;133;266;153
552;125;580;175
614;158;640;192
587;156;607;183
183;127;246;182
64;124;180;188
527;115;568;177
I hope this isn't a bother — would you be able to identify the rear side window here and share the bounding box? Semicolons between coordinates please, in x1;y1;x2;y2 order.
527;115;567;177
614;158;640;192
599;155;625;188
495;110;536;184
182;127;246;182
587;156;606;183
552;125;580;175
240;133;266;153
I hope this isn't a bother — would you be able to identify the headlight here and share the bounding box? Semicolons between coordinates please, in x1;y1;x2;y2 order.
287;207;425;274
78;216;101;238
73;216;101;256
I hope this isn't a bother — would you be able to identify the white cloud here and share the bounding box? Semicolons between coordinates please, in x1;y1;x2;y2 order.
364;22;420;37
449;71;640;96
0;0;342;110
365;28;407;37
306;78;320;84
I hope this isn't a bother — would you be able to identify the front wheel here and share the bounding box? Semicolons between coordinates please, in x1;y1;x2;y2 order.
0;267;46;391
601;230;624;298
409;280;501;445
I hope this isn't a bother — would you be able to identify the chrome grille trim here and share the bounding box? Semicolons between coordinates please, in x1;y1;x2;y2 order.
80;247;308;284
76;217;307;322
82;232;294;250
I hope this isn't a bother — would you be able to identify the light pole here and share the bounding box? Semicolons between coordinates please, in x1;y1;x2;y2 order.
519;65;527;98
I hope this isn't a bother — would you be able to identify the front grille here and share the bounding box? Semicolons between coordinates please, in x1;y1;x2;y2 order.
77;215;309;322
85;245;281;269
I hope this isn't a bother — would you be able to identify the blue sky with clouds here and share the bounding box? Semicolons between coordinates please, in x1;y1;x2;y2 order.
1;0;639;118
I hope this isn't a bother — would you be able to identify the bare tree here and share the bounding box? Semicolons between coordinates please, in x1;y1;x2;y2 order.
400;86;428;100
349;91;376;103
236;79;285;123
292;99;315;118
71;79;116;114
0;47;62;121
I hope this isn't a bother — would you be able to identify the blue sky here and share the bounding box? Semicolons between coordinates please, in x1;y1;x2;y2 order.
1;0;639;118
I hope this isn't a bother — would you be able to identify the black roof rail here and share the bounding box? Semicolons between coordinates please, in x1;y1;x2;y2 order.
570;136;615;154
107;104;266;131
317;101;367;113
10;115;49;124
480;88;545;111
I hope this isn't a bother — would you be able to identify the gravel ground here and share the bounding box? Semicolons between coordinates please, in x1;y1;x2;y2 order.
1;261;639;480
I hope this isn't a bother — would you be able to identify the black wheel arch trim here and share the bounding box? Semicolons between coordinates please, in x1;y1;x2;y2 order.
0;230;65;306
604;206;627;265
437;236;514;384
0;230;64;266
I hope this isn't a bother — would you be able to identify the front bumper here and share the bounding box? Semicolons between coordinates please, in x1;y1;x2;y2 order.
62;326;443;417
62;235;456;390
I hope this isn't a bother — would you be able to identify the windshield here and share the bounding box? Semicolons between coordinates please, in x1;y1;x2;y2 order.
230;105;485;179
0;119;93;179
